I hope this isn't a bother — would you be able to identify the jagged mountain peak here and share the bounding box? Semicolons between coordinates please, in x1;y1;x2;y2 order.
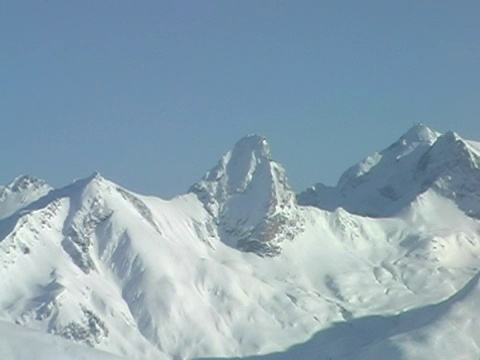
418;130;478;172
231;133;272;158
0;174;52;220
335;125;439;191
299;125;480;218
442;130;461;140
190;134;303;256
190;134;286;213
414;130;480;217
398;123;440;145
429;130;480;162
198;134;272;190
73;171;106;186
88;171;105;182
62;172;112;198
2;174;50;193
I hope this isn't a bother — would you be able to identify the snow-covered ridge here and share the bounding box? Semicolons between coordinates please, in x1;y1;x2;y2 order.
1;125;480;360
298;124;480;218
0;175;52;220
338;123;440;186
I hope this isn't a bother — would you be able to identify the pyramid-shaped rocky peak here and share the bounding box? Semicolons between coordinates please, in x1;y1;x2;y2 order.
2;174;50;193
190;134;303;256
416;130;480;187
398;123;440;145
68;172;109;194
414;131;480;217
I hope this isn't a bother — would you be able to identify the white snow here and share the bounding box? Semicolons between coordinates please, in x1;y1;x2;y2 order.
0;175;52;220
1;125;480;360
0;320;122;360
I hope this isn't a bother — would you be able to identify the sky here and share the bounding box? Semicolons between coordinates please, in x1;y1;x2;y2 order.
2;1;480;198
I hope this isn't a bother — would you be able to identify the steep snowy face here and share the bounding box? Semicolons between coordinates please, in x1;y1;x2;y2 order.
299;124;441;216
336;123;440;194
0;174;118;346
0;173;172;358
0;175;52;220
299;124;480;219
415;131;480;218
190;134;303;256
338;123;440;187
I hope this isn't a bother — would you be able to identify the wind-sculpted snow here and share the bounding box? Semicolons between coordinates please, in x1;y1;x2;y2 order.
1;126;480;360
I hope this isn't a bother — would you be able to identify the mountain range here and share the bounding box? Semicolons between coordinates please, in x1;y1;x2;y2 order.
1;124;480;359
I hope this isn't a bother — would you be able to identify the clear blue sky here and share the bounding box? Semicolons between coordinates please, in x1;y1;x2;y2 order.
2;1;480;198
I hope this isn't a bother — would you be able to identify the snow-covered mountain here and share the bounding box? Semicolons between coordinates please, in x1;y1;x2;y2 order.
299;124;480;219
0;175;52;220
189;134;304;256
1;125;480;360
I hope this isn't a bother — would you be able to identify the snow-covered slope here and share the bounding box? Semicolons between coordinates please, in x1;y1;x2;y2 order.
0;320;122;360
197;271;480;360
299;124;480;219
1;125;480;360
0;175;52;220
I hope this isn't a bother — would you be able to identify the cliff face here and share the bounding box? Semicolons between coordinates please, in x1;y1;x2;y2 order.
190;134;304;256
